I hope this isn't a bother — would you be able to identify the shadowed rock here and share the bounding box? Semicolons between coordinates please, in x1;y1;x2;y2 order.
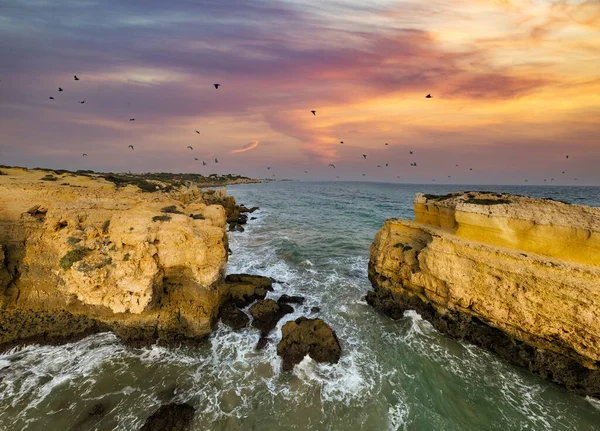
225;274;273;307
277;294;305;305
219;303;249;330
140;403;195;431
256;336;270;350
249;299;293;336
277;317;341;371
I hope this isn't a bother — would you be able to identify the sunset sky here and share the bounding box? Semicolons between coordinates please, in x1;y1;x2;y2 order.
1;0;599;184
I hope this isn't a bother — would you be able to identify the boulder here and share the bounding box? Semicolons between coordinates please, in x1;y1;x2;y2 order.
140;403;195;431
229;223;244;232
219;303;249;329
225;274;273;307
310;307;321;314
277;317;341;371
277;294;305;305
249;299;293;336
256;336;270;350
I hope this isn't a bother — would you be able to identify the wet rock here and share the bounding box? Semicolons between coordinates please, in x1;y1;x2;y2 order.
220;303;249;330
250;217;257;220
256;336;271;350
239;206;259;213
310;307;321;314
140;403;195;431
72;402;109;430
277;317;341;371
249;299;294;336
277;294;305;305
229;222;244;232
225;274;273;307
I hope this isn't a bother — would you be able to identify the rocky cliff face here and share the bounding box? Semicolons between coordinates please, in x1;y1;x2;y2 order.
0;167;253;348
368;192;600;397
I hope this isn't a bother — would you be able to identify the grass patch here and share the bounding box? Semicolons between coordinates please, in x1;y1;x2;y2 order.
161;205;184;214
152;215;172;222
190;213;205;220
41;174;57;181
66;237;82;246
77;256;112;273
464;198;511;205
423;193;458;201
60;247;91;271
123;253;131;262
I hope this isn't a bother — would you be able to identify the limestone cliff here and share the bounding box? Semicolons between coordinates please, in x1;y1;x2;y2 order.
0;167;255;348
368;192;600;397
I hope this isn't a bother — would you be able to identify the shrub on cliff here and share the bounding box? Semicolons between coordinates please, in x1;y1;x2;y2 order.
161;205;184;214
152;215;172;222
60;247;92;270
41;174;57;181
464;198;511;205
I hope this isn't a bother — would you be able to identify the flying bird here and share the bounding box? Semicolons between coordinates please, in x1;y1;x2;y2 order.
340;141;344;144
203;161;206;166
397;176;400;179
455;164;459;167
215;158;219;163
58;87;63;92
304;171;308;173
82;153;87;157
187;146;193;150
562;171;566;174
409;151;413;154
566;155;569;159
385;143;389;146
377;165;381;168
129;118;135;121
425;94;432;98
362;154;367;159
267;167;271;170
362;174;366;176
49;97;54;100
74;75;79;81
470;168;473;171
79;100;85;104
328;164;336;168
214;84;220;89
311;110;316;115
128;145;134;150
195;158;198;161
195;130;200;134
385;163;388;167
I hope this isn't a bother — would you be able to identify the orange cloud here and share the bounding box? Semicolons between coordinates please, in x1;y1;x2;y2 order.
231;140;259;154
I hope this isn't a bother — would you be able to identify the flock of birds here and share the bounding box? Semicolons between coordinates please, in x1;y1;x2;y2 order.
47;77;577;183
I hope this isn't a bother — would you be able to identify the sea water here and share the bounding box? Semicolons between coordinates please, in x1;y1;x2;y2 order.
1;182;599;430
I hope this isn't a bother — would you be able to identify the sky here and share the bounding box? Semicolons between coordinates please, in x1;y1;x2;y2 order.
0;0;599;185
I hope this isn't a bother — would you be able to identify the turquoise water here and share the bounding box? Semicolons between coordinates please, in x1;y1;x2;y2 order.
1;182;599;430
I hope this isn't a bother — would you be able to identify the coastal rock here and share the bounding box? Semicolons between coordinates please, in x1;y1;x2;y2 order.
0;167;248;348
225;274;272;307
256;336;270;350
219;303;249;329
277;294;305;305
140;403;195;431
277;317;341;371
368;192;600;397
249;299;293;336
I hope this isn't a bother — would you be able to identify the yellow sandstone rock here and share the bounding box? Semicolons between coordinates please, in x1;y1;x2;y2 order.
0;167;234;346
368;191;600;397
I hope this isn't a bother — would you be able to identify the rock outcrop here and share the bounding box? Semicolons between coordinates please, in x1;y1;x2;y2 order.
367;192;600;397
277;317;341;371
249;299;293;336
0;167;258;349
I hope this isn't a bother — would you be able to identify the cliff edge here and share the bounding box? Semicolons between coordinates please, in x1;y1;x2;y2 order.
367;191;600;397
0;167;255;349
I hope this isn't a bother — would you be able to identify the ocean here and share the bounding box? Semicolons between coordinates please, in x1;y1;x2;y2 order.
1;181;599;430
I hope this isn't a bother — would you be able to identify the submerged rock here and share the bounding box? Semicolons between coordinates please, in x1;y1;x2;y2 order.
277;294;305;305
219;303;249;329
249;299;293;336
140;403;195;431
277;317;341;371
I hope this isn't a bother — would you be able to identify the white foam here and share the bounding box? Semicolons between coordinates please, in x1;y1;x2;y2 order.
586;396;600;411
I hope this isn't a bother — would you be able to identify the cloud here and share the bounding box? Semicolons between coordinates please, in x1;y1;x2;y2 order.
231;141;259;154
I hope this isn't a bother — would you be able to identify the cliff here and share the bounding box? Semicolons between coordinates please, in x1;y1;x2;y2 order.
0;167;256;349
367;192;600;397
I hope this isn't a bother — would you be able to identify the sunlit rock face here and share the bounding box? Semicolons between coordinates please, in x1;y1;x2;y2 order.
0;167;233;347
368;192;600;397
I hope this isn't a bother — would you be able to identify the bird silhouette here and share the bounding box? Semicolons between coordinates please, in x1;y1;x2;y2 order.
304;170;308;173
214;84;220;89
128;145;134;150
195;130;200;134
362;173;366;176
58;87;63;92
202;161;206;166
82;153;87;157
49;97;54;100
267;167;271;170
566;155;569;159
340;141;344;144
195;158;198;161
336;176;340;179
311;110;316;115
385;163;388;167
385;143;389;146
470;168;473;171
377;165;381;168
409;151;413;154
79;100;85;104
187;146;193;150
74;75;79;81
425;94;432;98
129;118;135;121
455;164;459;167
397;176;400;179
562;171;566;174
328;164;336;168
362;154;367;159
215;158;219;163
448;176;451;178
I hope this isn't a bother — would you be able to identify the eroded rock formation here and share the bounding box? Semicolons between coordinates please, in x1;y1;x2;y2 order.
367;191;600;397
0;167;258;348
